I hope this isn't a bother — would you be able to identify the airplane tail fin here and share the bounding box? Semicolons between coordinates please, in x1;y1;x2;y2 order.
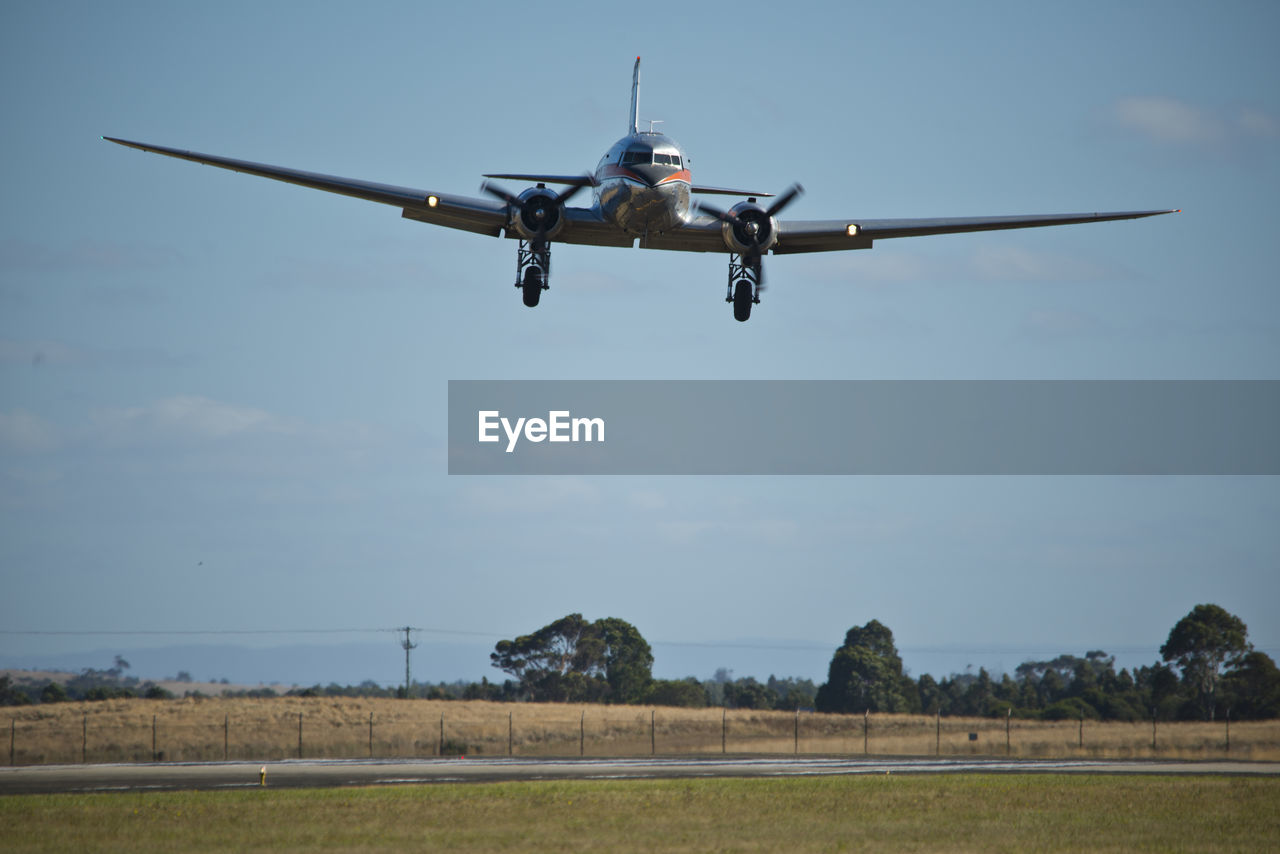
629;57;640;134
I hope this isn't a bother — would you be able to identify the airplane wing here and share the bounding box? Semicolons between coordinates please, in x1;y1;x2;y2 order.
773;210;1177;254
106;137;512;237
644;210;1177;254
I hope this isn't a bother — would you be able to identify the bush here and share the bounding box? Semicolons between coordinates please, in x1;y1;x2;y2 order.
40;682;68;704
1040;698;1099;721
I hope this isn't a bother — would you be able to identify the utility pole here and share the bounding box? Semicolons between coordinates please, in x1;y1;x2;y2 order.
400;627;418;699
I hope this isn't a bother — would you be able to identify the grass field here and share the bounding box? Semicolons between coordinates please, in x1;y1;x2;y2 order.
2;775;1276;852
7;697;1278;764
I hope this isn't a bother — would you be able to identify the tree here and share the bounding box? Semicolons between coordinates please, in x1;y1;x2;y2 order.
646;678;707;708
491;614;654;703
1160;604;1251;720
1221;651;1280;720
597;617;654;704
724;677;777;710
40;682;68;704
815;620;911;714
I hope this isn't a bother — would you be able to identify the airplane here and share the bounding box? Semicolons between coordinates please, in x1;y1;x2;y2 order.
105;58;1176;322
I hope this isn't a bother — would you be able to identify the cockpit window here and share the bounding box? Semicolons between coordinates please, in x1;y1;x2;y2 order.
622;150;651;165
654;153;671;165
669;154;682;167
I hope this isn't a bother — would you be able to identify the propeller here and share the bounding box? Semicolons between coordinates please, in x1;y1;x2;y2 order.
480;175;596;254
695;183;804;286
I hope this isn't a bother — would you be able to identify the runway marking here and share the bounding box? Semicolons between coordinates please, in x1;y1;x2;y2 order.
4;756;1277;794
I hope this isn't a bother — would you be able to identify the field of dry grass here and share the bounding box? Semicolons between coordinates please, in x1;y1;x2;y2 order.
5;697;1277;765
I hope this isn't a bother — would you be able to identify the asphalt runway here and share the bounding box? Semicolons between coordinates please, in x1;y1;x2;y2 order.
3;756;1277;795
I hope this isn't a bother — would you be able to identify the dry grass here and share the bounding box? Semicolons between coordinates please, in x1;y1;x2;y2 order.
4;697;1277;765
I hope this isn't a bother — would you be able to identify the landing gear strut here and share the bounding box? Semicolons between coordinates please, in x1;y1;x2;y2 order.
725;253;762;322
515;239;550;308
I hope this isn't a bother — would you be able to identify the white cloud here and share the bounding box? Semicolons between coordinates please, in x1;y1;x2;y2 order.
968;246;1112;283
91;396;299;443
461;477;601;514
1112;96;1223;145
0;410;59;452
1111;96;1279;150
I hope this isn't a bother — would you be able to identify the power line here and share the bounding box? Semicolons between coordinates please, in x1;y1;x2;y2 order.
0;629;394;636
1;629;1274;658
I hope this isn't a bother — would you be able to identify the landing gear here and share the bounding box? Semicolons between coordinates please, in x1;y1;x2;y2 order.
732;279;753;321
521;265;544;307
514;239;550;308
724;253;762;322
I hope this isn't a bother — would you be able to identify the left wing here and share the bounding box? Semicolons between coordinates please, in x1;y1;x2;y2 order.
773;210;1178;254
104;137;510;237
643;209;1177;255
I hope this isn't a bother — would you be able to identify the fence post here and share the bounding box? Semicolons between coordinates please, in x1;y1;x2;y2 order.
864;709;869;755
935;710;940;756
10;718;15;766
1225;707;1230;755
224;714;229;761
722;708;726;755
580;710;585;757
650;710;655;755
794;708;799;754
1151;708;1157;752
1078;713;1083;750
152;715;158;762
82;714;87;764
297;712;303;760
439;713;444;756
508;711;513;756
369;712;374;758
1006;708;1011;756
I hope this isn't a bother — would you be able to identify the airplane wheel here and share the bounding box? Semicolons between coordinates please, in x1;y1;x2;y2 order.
732;279;752;322
522;266;543;307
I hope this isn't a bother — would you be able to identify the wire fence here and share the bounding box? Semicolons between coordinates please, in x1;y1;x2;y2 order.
7;700;1278;766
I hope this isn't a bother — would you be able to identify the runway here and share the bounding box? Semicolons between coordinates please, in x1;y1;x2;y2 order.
3;756;1278;795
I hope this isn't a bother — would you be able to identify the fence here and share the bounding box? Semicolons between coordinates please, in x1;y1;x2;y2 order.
7;698;1278;766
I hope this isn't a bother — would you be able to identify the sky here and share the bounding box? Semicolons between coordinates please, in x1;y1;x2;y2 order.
2;1;1277;688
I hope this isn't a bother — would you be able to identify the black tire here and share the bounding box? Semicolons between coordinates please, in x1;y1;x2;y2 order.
732;279;752;322
522;266;543;307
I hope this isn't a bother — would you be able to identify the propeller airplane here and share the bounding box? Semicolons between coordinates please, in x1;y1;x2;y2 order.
106;58;1175;322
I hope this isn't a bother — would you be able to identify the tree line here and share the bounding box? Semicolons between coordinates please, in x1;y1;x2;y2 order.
4;604;1276;720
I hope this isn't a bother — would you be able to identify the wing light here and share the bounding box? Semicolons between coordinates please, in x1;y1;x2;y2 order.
846;224;860;236
427;195;439;208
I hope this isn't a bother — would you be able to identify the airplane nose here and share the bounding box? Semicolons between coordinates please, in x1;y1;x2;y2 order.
629;164;672;188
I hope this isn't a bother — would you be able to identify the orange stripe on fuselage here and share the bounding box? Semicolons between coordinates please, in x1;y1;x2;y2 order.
598;165;692;186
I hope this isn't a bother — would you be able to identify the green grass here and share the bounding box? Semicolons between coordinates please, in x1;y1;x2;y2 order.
3;775;1277;852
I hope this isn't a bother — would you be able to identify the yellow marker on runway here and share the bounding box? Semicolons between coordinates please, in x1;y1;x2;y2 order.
259;766;266;786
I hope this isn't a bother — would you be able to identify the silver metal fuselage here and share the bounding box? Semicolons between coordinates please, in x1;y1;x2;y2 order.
594;131;691;236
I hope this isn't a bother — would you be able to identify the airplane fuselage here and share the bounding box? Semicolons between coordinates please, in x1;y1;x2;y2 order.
595;132;691;236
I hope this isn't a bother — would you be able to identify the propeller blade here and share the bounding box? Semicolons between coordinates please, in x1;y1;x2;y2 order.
694;199;741;226
554;178;593;207
479;181;521;207
765;183;804;217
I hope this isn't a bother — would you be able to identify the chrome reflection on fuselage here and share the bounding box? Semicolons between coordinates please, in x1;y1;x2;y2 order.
595;132;691;236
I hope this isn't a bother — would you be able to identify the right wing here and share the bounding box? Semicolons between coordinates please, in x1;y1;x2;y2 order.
106;136;511;237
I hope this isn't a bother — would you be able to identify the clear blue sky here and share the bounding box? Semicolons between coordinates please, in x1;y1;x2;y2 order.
2;1;1277;686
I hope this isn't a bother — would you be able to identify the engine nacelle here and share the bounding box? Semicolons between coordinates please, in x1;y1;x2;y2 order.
510;186;567;243
719;200;778;256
